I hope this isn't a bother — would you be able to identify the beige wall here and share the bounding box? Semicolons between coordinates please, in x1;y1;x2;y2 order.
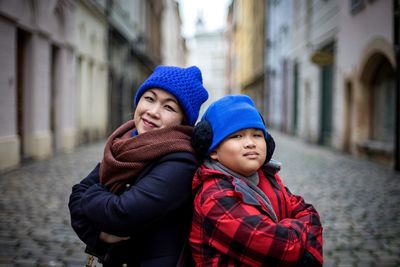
0;17;19;170
74;1;108;143
0;1;75;171
161;0;186;66
291;0;339;143
336;0;394;166
233;0;265;111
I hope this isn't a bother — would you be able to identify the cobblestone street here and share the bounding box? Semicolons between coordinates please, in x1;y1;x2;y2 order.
275;132;400;267
0;132;399;267
0;142;105;267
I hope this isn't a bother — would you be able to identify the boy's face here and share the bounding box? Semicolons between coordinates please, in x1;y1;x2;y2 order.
210;128;267;177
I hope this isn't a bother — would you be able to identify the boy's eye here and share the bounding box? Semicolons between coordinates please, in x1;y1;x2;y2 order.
230;134;242;139
253;130;264;137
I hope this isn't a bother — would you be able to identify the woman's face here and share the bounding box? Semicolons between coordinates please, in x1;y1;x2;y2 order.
134;88;185;134
210;128;267;177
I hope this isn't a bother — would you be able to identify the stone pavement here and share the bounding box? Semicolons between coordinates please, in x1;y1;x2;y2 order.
0;132;399;267
274;131;400;267
0;142;105;267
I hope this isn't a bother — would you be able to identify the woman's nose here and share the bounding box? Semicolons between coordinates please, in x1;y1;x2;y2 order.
146;104;161;117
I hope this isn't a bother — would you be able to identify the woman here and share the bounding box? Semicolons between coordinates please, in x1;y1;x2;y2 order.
68;65;208;266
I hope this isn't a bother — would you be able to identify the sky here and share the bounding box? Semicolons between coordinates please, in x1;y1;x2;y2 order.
178;0;232;38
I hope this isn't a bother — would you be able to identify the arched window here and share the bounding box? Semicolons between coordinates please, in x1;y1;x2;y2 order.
370;59;395;143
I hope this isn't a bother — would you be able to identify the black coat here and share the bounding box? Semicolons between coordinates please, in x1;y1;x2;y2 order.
68;152;198;267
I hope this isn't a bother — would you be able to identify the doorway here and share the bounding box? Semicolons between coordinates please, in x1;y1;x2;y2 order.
292;62;299;134
319;44;335;145
50;45;61;152
343;81;353;152
16;29;30;159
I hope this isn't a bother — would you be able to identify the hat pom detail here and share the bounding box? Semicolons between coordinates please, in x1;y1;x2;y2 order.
192;120;213;160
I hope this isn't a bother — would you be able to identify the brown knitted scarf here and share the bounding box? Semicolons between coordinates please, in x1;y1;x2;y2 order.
100;119;195;193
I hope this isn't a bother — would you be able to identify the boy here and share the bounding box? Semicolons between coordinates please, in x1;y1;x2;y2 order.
190;95;323;266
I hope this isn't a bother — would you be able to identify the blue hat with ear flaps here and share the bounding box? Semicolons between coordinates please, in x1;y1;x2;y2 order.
201;94;267;154
134;65;209;126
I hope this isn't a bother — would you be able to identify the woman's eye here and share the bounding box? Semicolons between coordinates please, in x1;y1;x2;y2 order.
165;105;176;112
144;96;154;102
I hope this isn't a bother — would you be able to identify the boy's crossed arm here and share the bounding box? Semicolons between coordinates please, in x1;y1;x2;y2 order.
196;188;322;267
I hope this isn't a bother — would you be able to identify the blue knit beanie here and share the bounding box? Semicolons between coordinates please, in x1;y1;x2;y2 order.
201;94;267;154
134;65;208;126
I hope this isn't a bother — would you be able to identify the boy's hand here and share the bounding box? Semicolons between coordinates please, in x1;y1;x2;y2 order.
296;250;322;267
99;232;130;243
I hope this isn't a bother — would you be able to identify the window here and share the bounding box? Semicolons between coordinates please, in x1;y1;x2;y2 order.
370;62;396;143
272;0;281;7
349;0;365;15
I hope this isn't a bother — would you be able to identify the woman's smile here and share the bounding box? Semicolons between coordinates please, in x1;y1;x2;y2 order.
142;117;159;129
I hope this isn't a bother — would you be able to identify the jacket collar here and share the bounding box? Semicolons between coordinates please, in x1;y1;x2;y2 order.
203;159;260;184
193;159;283;222
193;159;282;191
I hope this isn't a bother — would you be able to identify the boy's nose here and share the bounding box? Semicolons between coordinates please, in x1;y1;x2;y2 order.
244;137;256;148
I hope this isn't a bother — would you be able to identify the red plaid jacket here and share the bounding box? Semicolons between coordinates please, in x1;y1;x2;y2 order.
189;163;323;267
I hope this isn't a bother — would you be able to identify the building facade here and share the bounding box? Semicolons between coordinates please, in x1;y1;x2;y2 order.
0;0;76;170
226;0;266;114
75;0;108;144
336;0;396;167
187;17;227;114
106;0;163;132
0;0;172;172
265;0;294;130
265;0;397;168
225;2;239;94
161;0;186;66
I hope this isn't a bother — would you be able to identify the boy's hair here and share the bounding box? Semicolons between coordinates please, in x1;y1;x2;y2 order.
192;94;275;161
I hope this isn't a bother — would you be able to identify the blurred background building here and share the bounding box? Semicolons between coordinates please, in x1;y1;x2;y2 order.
263;0;397;168
0;0;399;172
187;14;227;115
226;0;266;114
75;0;108;145
0;0;185;171
0;0;77;170
105;0;163;133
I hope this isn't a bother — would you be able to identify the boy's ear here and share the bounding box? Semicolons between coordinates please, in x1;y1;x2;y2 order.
209;151;218;160
192;120;213;160
265;133;275;163
258;113;275;163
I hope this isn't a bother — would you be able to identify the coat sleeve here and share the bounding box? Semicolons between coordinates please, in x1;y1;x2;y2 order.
194;179;310;267
285;186;323;267
68;163;109;254
80;152;197;236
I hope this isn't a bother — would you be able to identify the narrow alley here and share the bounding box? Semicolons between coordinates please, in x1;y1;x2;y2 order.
0;131;399;267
